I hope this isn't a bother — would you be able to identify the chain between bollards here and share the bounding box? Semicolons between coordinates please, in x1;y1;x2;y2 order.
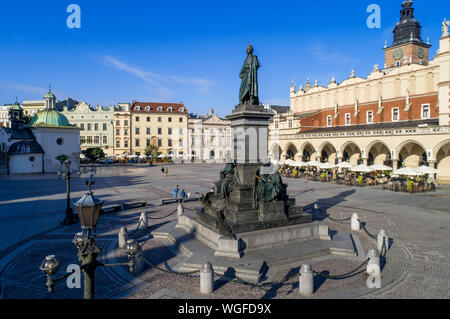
141;255;200;277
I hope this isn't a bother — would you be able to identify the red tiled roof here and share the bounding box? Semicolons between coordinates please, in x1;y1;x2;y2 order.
131;102;188;114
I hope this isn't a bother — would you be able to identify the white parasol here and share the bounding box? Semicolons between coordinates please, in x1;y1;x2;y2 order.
393;167;423;176
369;164;393;171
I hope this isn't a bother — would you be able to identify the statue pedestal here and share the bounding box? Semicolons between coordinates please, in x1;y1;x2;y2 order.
226;104;272;164
176;210;329;259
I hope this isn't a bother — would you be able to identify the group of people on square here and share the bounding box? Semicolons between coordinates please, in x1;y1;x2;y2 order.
173;184;191;202
160;166;169;177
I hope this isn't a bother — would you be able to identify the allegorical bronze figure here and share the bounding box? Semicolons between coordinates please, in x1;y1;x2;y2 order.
239;43;260;105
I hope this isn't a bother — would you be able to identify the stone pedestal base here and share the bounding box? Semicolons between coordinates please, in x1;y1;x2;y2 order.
176;211;329;258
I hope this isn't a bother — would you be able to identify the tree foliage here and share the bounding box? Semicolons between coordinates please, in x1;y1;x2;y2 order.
144;145;160;158
82;147;105;163
55;154;69;164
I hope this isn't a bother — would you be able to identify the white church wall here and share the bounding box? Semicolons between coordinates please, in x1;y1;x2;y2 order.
32;127;80;173
9;153;43;174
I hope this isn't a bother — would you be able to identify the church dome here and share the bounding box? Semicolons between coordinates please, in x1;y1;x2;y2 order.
31;109;70;127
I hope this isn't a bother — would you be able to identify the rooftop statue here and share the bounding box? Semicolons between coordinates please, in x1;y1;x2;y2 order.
239;43;261;105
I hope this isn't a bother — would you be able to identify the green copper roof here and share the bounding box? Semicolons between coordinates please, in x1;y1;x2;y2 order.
31;109;70;127
44;91;56;100
11;101;22;110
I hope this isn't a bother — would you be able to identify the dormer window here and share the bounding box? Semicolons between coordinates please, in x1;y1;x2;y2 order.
167;107;173;112
157;106;163;112
135;106;140;111
145;106;150;111
327;115;332;127
367;111;373;124
392;108;399;122
179;107;184;112
421;104;430;119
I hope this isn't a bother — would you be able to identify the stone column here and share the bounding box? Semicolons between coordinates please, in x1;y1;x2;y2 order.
427;160;437;180
351;213;360;231
200;262;214;294
118;226;128;249
138;212;148;230
392;160;399;170
299;263;314;296
363;158;368;166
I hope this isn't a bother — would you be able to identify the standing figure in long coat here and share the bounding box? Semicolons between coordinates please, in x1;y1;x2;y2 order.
239;43;261;105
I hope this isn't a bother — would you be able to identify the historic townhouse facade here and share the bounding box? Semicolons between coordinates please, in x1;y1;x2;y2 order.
0;104;13;128
129;101;189;156
188;108;232;162
113;103;132;156
60;102;115;156
269;1;450;183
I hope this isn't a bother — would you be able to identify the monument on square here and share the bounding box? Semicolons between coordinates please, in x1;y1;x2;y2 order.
175;44;336;259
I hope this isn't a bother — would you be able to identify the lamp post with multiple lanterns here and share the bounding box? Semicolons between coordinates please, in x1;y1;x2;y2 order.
40;177;140;299
58;159;80;225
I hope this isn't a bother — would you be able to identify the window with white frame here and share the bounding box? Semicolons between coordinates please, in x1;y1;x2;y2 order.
167;107;172;112
421;104;430;119
392;108;399;122
345;113;351;125
367;111;373;124
157;106;163;112
327;115;332;127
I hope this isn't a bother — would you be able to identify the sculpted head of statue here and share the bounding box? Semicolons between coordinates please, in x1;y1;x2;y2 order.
246;43;254;55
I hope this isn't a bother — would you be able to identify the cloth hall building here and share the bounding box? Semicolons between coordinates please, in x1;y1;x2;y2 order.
268;1;450;183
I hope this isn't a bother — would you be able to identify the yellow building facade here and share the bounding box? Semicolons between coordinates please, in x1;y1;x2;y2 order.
129;102;189;157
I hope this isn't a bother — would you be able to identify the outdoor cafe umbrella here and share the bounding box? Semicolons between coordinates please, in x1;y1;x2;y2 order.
306;160;322;167
336;161;353;169
129;155;138;158
319;162;336;169
293;160;307;167
284;159;296;166
350;164;374;173
368;164;393;171
158;154;166;158
415;165;439;174
393;167;423;176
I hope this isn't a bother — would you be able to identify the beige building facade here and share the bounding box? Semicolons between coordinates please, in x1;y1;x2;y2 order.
114;103;132;156
129;102;189;156
269;4;450;183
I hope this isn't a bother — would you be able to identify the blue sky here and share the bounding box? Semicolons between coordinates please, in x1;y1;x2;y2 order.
0;0;448;117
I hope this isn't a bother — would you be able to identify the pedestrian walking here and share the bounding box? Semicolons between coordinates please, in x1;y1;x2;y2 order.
165;167;169;177
180;189;187;202
161;166;165;176
174;185;179;201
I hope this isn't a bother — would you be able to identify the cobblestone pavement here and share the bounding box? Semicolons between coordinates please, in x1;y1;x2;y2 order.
0;164;449;299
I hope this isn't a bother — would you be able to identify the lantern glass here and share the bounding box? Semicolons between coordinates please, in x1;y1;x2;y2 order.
74;191;104;230
40;255;60;275
64;160;72;170
125;240;140;256
73;232;84;248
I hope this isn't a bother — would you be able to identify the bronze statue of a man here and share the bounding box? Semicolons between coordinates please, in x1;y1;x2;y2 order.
239;43;260;105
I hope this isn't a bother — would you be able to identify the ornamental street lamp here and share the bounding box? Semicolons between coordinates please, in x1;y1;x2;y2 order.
40;179;138;299
58;159;80;225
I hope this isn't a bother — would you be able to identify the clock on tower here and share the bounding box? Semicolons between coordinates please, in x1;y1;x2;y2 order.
383;0;431;69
